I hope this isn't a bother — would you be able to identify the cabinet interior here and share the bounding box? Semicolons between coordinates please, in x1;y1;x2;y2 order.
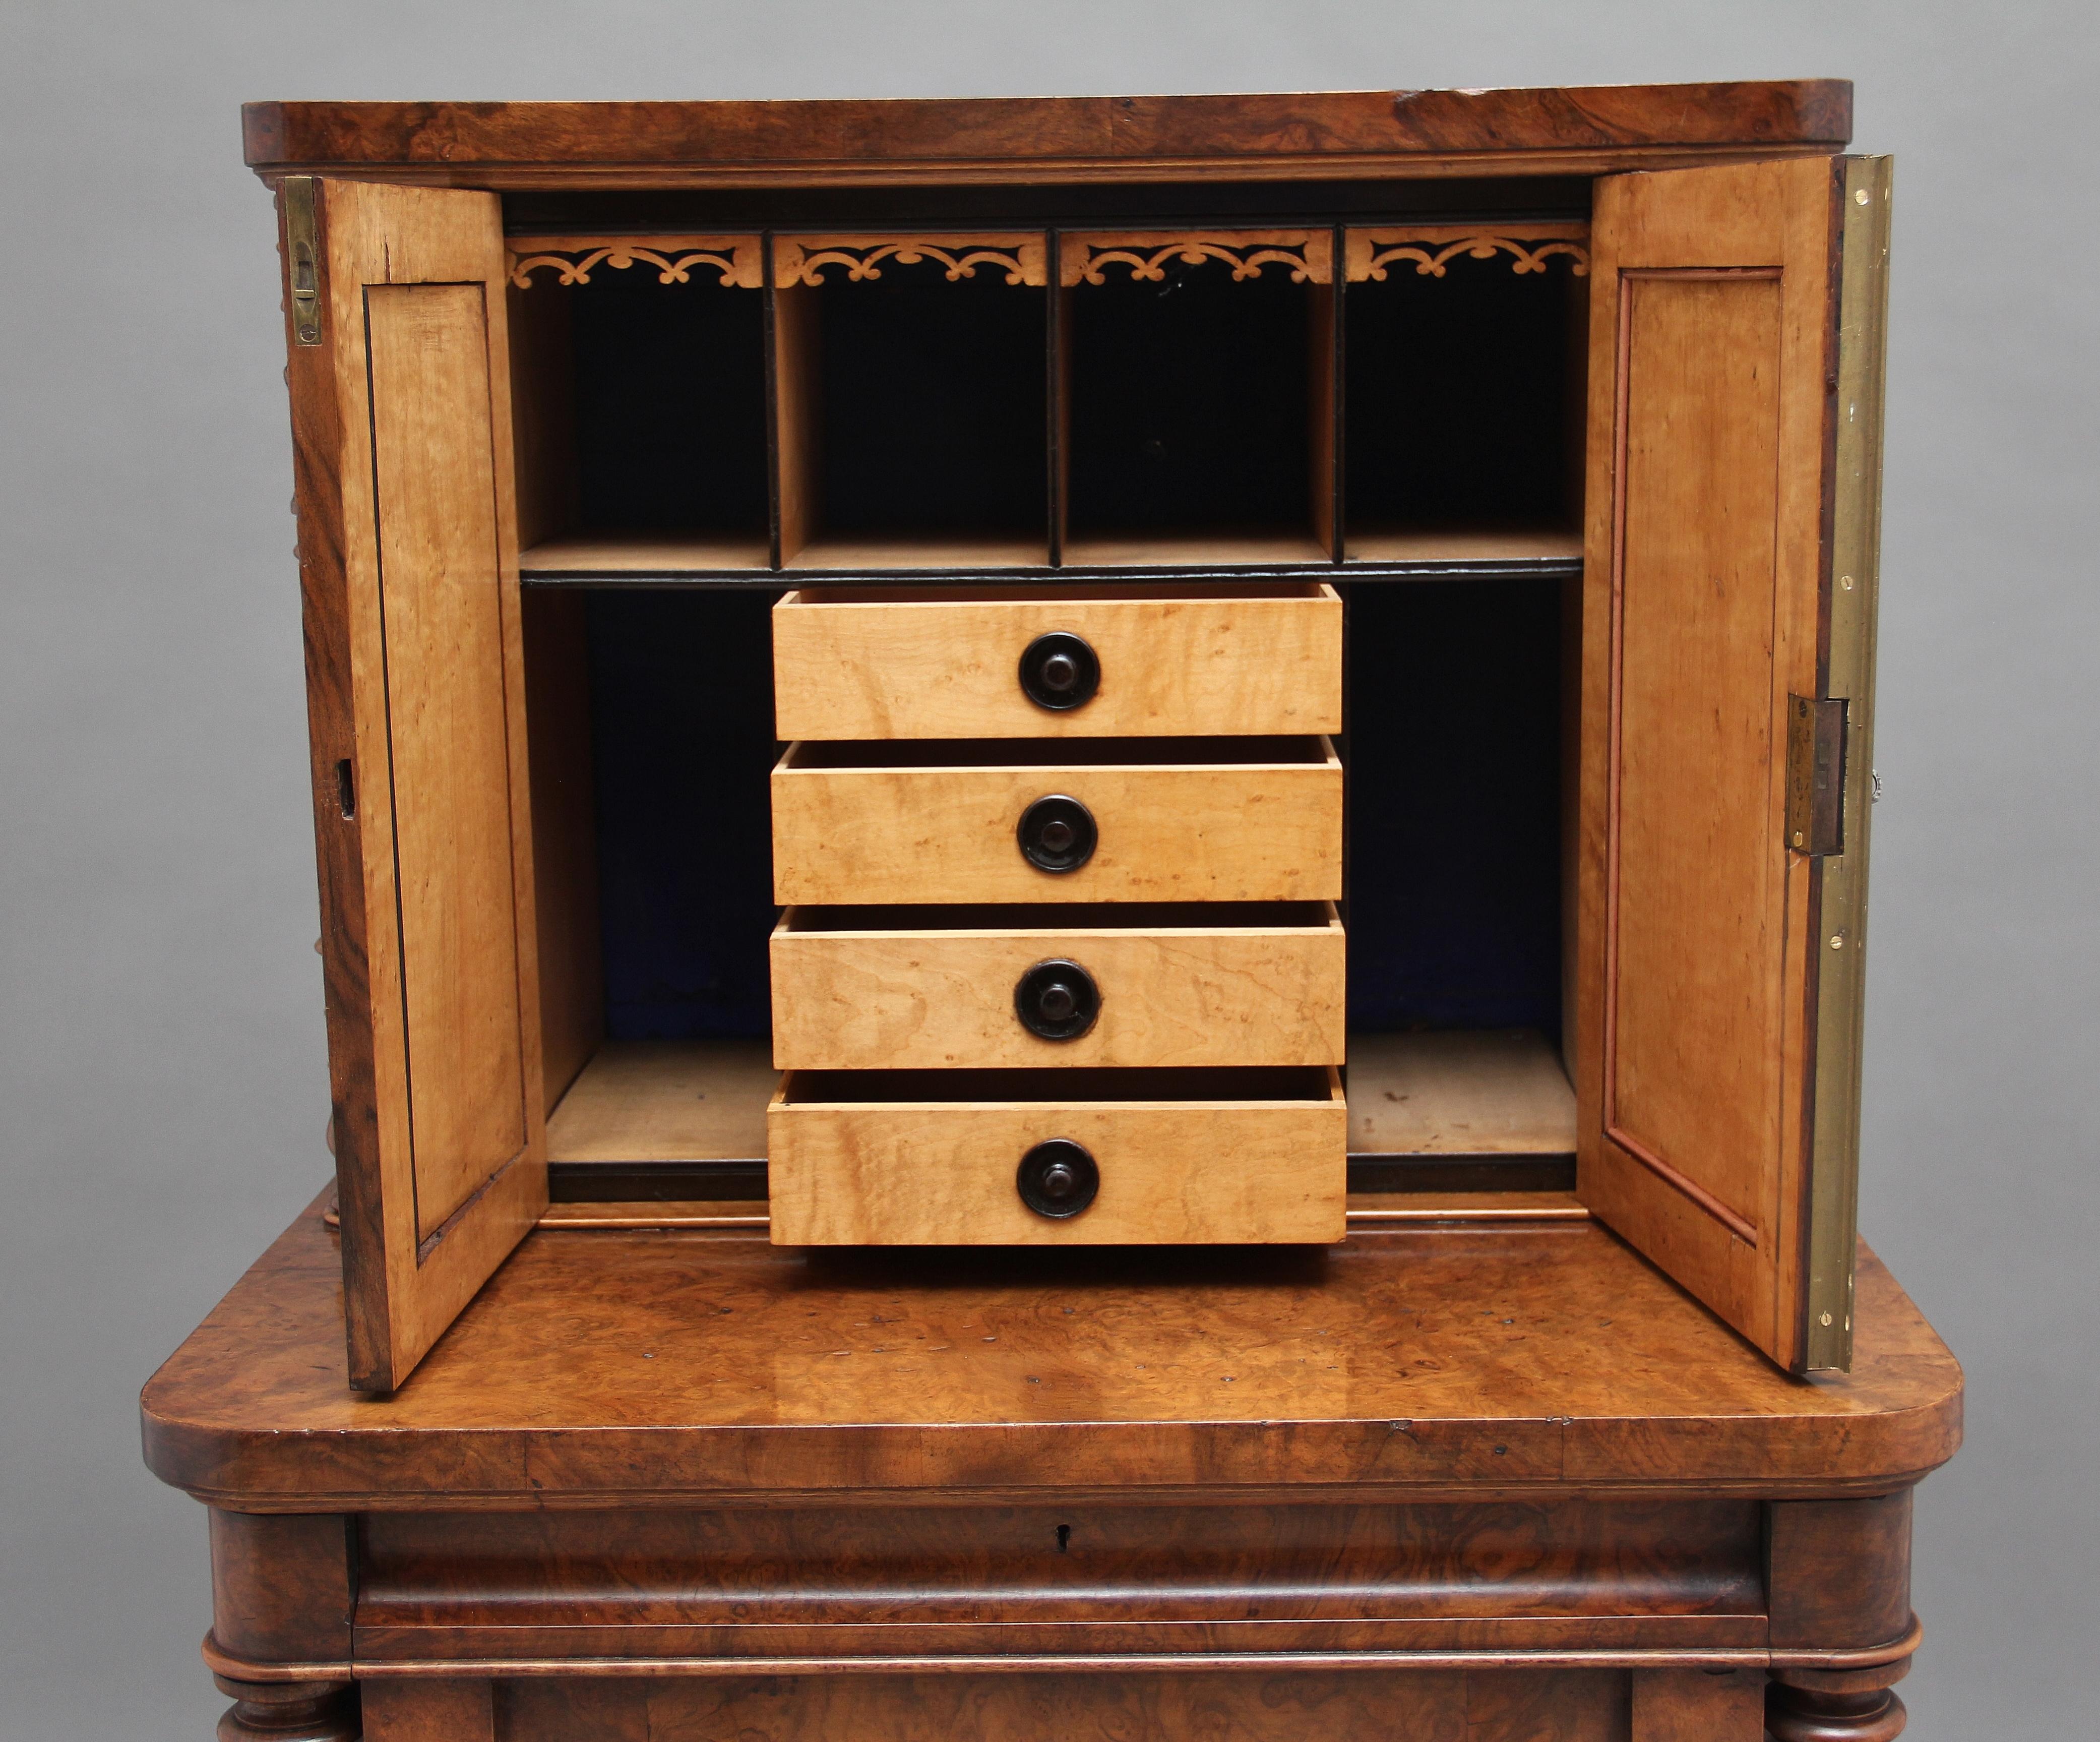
513;182;1590;1218
525;576;1578;1208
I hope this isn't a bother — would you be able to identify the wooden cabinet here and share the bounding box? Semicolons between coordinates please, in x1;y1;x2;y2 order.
135;79;1961;1742
268;88;1888;1389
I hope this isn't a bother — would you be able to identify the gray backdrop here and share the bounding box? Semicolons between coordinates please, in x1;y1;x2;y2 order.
4;3;2094;1736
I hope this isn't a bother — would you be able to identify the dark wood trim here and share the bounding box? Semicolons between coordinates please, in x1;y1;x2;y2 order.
210;1511;356;1666
1766;1491;1913;1649
282;181;394;1390
244;83;1852;190
515;558;1585;587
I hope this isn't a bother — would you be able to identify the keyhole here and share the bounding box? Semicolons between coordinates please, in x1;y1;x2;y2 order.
1055;1523;1071;1553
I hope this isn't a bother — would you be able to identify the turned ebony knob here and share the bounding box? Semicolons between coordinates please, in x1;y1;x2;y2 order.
1017;1138;1099;1219
1014;958;1100;1040
1016;794;1097;873
1019;631;1101;711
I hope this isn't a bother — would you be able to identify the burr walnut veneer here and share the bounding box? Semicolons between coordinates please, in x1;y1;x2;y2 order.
146;1191;1957;1742
141;80;1956;1741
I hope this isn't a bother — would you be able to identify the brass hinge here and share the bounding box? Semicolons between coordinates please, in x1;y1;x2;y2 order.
1786;695;1848;855
284;176;322;346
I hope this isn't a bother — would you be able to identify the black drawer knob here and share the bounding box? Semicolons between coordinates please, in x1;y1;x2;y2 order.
1014;958;1100;1040
1017;794;1096;873
1019;631;1100;711
1017;1138;1099;1219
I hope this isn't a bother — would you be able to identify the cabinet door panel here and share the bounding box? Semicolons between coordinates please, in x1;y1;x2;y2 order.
1577;157;1888;1372
365;283;530;1240
291;179;546;1391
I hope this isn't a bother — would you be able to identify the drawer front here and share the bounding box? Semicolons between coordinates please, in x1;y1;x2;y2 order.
771;907;1345;1070
772;744;1343;905
768;1072;1346;1244
773;584;1342;739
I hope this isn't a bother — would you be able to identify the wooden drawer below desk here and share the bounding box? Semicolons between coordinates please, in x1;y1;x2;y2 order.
771;902;1345;1069
772;737;1342;904
768;1066;1346;1244
773;582;1342;739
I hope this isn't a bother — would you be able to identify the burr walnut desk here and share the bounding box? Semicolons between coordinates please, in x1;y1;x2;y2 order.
143;80;1961;1740
145;1193;1958;1742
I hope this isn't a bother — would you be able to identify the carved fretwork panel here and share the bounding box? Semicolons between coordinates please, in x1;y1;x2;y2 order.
1344;222;1590;282
508;234;764;289
1061;229;1335;286
773;233;1049;287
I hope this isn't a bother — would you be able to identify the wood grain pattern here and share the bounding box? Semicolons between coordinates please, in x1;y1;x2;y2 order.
1577;157;1839;1373
768;1065;1347;1244
500;1673;1471;1742
544;1040;774;1162
244;85;1853;191
772;583;1342;739
1346;1030;1576;1155
770;280;821;565
1604;272;1786;1240
1058;531;1335;569
216;1679;360;1742
503;278;578;552
533;1194;1589;1232
1309;273;1339;557
364;284;529;1243
1346;1191;1588;1224
772;902;1344;1069
360;1678;493;1742
781;532;1048;572
307;178;546;1392
520;590;602;1112
1766;1492;1912;1649
354;1494;1765;1663
1343;527;1583;565
772;736;1343;904
538;1198;770;1229
140;1186;1961;1507
519;531;774;575
1630;1667;1765;1740
208;1512;353;1666
1464;1669;1627;1740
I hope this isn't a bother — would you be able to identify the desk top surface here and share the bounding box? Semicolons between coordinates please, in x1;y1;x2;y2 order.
142;1190;1959;1511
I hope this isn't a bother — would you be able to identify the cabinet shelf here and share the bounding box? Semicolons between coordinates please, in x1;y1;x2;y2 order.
544;1030;1572;1179
783;532;1049;572
1342;526;1582;568
521;531;775;578
1059;531;1333;570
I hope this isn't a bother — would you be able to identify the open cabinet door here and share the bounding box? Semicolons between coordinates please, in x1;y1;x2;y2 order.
1577;157;1890;1372
283;178;547;1392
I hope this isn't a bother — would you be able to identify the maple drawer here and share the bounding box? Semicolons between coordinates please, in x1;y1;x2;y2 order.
770;736;1343;905
766;1066;1347;1245
771;582;1342;739
770;901;1345;1070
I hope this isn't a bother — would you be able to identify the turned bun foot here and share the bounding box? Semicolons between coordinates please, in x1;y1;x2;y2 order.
213;1676;359;1742
1767;1676;1907;1742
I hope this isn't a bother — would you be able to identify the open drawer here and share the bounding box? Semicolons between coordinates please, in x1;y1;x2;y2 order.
768;1065;1346;1244
772;582;1342;739
771;736;1343;904
772;901;1345;1070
